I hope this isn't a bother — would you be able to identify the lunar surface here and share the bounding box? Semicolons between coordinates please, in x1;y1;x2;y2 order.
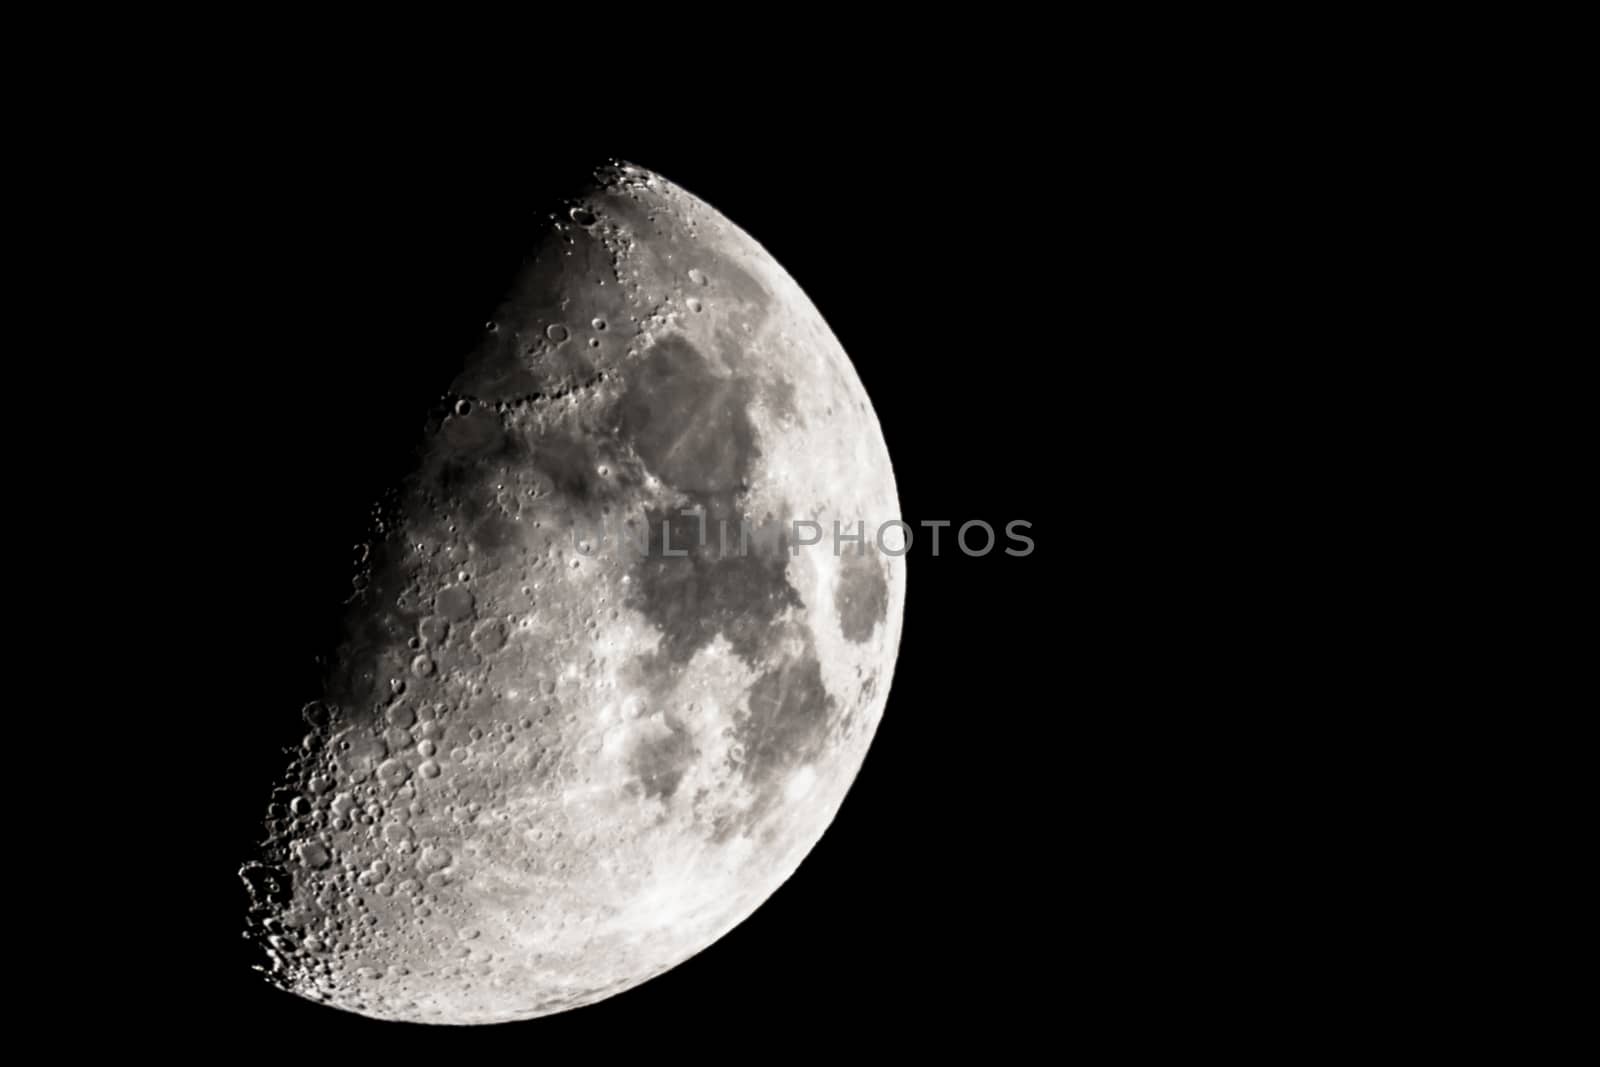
240;161;904;1024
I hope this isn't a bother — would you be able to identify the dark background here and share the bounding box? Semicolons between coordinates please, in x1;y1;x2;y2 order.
56;41;1515;1057
141;133;1165;1052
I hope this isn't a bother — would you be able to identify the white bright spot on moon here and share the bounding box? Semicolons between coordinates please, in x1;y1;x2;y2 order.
784;765;818;802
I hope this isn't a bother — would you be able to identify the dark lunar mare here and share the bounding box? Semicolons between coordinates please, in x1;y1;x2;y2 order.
604;332;840;834
835;545;890;643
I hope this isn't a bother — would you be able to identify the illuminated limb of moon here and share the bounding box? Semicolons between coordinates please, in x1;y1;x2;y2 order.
240;162;904;1024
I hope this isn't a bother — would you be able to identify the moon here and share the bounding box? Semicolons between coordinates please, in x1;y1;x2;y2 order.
239;161;905;1024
